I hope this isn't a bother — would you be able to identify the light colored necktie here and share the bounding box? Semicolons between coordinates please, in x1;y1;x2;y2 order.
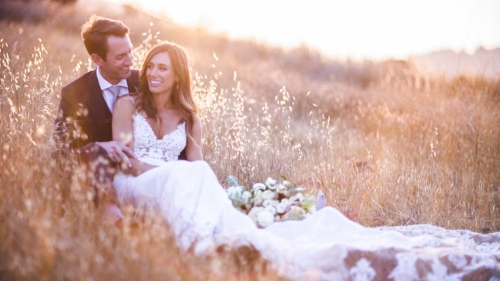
108;85;123;112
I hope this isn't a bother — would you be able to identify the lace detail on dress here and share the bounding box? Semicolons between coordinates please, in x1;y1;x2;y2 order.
133;113;186;162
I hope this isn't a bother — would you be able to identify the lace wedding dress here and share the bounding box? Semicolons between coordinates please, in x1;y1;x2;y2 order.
114;113;500;280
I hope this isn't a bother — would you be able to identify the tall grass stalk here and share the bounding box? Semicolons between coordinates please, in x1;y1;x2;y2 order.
0;1;499;279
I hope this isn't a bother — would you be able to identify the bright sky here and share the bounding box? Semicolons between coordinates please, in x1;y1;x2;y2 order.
118;0;500;60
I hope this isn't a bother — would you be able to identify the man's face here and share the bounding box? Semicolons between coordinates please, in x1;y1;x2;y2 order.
95;35;133;84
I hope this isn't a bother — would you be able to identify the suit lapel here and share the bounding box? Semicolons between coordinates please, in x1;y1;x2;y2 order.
127;78;139;93
127;70;140;94
86;70;112;140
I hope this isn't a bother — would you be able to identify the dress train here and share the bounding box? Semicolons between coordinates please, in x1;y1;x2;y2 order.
114;159;500;280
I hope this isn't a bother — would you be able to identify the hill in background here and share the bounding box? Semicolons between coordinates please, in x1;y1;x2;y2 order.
411;47;500;80
3;0;497;92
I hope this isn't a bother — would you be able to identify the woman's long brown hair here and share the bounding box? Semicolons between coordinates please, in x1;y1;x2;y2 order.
134;41;199;135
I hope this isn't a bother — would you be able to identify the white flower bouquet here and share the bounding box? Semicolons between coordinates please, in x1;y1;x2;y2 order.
225;175;316;228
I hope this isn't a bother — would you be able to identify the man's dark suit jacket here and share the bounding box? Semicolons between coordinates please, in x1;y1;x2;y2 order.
54;69;140;149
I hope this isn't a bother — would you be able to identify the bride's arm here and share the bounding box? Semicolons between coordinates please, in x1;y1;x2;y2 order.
185;114;203;161
112;96;157;176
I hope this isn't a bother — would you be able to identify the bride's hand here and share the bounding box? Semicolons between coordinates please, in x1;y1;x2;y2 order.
96;141;136;168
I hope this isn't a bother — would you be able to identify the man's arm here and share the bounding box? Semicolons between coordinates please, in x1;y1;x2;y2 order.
55;85;136;166
53;86;131;225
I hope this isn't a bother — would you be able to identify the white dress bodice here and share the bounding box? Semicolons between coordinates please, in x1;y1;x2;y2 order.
133;113;186;163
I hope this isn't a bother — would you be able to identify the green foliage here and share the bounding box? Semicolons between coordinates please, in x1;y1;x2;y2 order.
226;175;239;187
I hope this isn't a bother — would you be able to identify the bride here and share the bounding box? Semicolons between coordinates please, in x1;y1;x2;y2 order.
112;41;499;280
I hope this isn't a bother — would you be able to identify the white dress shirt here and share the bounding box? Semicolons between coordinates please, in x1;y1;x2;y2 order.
96;67;129;113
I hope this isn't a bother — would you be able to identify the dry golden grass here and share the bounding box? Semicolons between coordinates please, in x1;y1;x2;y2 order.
0;1;499;280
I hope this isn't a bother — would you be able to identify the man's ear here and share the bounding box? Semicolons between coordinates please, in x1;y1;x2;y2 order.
90;53;105;66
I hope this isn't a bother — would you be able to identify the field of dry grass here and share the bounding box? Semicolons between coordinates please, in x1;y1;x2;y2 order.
1;1;499;280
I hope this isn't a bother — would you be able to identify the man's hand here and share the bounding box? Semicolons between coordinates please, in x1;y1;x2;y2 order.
96;141;136;168
104;203;124;227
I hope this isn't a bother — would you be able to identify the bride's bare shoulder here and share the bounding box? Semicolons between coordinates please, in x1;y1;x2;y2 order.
114;94;135;113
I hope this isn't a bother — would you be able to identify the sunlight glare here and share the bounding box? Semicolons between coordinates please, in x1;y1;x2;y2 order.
117;0;500;60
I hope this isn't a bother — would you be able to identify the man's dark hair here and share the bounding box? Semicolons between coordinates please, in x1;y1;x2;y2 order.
81;15;129;61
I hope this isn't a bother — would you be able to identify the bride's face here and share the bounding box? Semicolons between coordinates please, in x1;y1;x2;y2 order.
146;51;177;95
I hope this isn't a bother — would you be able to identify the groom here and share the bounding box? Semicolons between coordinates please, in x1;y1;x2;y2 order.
54;15;138;222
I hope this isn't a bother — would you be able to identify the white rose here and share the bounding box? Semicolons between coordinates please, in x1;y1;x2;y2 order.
290;192;304;203
265;177;277;189
263;199;279;207
248;207;264;223
275;204;286;214
290;205;306;217
253;198;263;206
282;180;292;188
282;206;306;220
252;183;266;192
264;205;277;215
257;209;274;227
241;191;252;204
275;184;285;194
261;190;277;200
253;190;264;206
283;189;291;197
275;199;291;214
